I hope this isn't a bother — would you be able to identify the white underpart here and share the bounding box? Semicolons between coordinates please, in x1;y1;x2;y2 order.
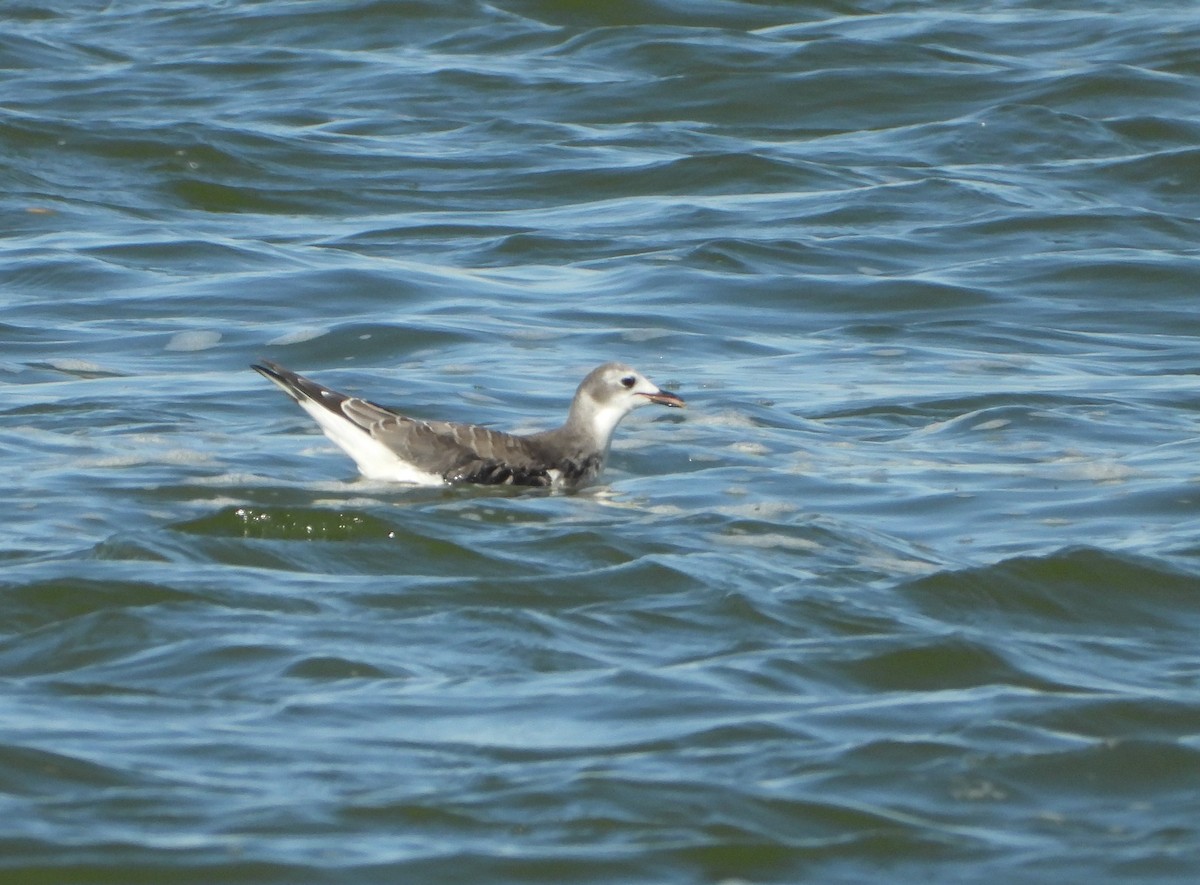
590;400;635;448
583;390;649;453
296;399;444;485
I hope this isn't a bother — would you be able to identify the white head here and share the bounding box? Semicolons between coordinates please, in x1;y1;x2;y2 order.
567;362;685;448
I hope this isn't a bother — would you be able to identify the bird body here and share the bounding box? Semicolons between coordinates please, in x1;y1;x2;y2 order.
252;361;684;489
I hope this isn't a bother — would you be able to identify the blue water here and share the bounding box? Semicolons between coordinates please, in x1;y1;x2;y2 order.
4;2;1200;882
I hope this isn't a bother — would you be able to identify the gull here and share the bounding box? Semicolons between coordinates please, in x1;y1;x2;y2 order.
251;360;684;489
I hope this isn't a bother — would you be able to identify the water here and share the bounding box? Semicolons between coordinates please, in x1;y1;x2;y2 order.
3;1;1200;882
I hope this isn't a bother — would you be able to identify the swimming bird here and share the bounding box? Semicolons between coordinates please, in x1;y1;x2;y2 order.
251;360;685;489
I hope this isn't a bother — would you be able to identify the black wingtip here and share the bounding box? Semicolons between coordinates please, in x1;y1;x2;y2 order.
250;359;312;405
251;359;282;379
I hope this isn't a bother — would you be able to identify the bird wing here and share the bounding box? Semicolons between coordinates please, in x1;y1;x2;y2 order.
340;398;558;486
254;360;564;486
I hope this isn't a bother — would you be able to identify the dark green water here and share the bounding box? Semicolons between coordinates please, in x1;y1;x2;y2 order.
4;2;1200;882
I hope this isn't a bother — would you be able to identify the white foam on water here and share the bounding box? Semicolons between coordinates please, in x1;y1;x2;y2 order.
267;327;329;346
46;358;110;374
165;330;222;351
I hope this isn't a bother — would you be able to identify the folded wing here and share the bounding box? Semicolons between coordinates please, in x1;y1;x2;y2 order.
340;398;557;486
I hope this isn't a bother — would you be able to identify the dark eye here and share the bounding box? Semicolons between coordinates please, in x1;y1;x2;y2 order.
620;375;636;389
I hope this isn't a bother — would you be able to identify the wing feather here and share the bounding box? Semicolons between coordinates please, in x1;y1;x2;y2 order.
341;398;556;485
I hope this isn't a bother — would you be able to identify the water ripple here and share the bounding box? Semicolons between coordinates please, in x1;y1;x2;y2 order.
4;1;1200;881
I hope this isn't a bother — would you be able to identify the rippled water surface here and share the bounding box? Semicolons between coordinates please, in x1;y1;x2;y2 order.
4;1;1200;882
